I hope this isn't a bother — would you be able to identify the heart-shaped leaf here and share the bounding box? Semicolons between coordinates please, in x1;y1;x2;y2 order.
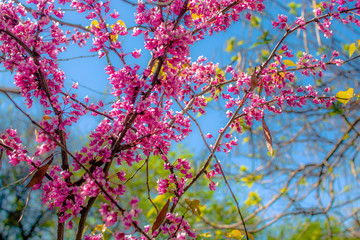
283;59;297;67
336;88;354;105
185;198;201;216
226;229;255;240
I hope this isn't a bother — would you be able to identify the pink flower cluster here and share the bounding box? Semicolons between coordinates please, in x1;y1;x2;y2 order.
0;129;37;167
153;212;196;239
1;0;360;238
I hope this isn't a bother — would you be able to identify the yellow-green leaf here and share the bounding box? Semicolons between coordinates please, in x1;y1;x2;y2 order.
91;224;107;235
336;88;354;105
299;177;308;186
244;191;261;206
226;230;255;240
283;59;297;67
216;67;225;78
237;40;244;46
199;233;212;238
240;165;248;172
185;198;201;216
226;37;235;52
349;42;356;58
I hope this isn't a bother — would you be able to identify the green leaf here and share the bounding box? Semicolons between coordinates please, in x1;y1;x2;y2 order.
329;103;344;116
250;31;271;48
226;37;235;52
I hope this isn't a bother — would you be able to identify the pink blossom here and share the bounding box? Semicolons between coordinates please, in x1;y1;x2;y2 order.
131;49;141;58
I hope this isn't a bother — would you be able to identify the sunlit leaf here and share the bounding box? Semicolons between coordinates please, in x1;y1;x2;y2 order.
204;97;213;103
240;174;262;188
336;88;354;105
240;165;248;172
342;132;350;140
116;19;126;29
283;59;297;67
216;67;225;78
91;224;107;235
150;60;161;76
226;229;255;240
349;42;356;58
226;229;244;239
299;177;308;186
244;191;261;206
237;40;244;46
109;20;127;42
152;199;170;233
199;232;212;238
90;20;100;30
226;37;235;52
42;115;51;120
191;13;201;20
250;16;261;27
